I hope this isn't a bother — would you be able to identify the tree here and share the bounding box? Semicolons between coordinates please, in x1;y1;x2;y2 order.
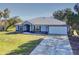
0;11;3;20
13;16;22;23
73;4;79;30
74;3;79;14
6;16;22;31
53;10;64;21
53;8;73;24
3;8;10;20
0;8;22;31
3;8;10;31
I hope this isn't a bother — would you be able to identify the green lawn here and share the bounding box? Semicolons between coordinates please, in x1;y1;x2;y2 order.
0;29;45;55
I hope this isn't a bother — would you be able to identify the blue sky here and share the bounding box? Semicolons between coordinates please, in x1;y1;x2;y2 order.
0;3;75;21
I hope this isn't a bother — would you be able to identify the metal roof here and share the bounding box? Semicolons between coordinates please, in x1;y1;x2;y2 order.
24;17;66;25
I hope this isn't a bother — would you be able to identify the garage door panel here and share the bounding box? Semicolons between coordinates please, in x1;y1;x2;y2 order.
49;26;67;34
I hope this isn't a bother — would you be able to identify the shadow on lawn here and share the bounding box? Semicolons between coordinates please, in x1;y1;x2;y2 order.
5;31;22;34
69;36;79;55
5;31;47;36
6;38;43;55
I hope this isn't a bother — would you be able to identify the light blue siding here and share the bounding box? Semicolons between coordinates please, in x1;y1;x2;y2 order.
41;25;47;32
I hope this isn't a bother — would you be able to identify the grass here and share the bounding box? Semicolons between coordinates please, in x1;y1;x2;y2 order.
0;28;45;55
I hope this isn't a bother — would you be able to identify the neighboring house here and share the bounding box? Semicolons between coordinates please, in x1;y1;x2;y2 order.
15;17;69;35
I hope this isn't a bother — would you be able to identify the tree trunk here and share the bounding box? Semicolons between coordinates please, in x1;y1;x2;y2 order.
5;22;14;31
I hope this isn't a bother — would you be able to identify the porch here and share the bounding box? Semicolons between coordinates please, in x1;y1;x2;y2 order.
22;24;48;34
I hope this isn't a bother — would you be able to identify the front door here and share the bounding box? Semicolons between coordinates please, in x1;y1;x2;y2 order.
26;24;30;32
23;24;30;32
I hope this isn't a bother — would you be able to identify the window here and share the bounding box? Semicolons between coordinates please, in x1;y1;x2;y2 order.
34;25;41;32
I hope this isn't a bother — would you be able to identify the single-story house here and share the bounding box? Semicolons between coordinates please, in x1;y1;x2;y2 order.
15;17;69;35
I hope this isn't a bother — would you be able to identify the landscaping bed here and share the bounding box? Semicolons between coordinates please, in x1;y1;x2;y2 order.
69;36;79;55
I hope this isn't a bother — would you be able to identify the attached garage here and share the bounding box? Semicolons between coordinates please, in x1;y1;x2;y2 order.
48;26;67;34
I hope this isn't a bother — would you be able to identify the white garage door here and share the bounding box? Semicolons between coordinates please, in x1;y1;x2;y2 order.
49;26;67;34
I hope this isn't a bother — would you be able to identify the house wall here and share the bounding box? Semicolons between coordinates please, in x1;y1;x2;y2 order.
16;25;19;31
30;25;48;33
41;25;48;33
16;22;67;35
16;25;22;32
23;25;27;31
30;25;35;32
48;26;67;34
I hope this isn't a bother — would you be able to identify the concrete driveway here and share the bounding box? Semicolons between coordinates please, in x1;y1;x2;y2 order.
30;36;73;55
